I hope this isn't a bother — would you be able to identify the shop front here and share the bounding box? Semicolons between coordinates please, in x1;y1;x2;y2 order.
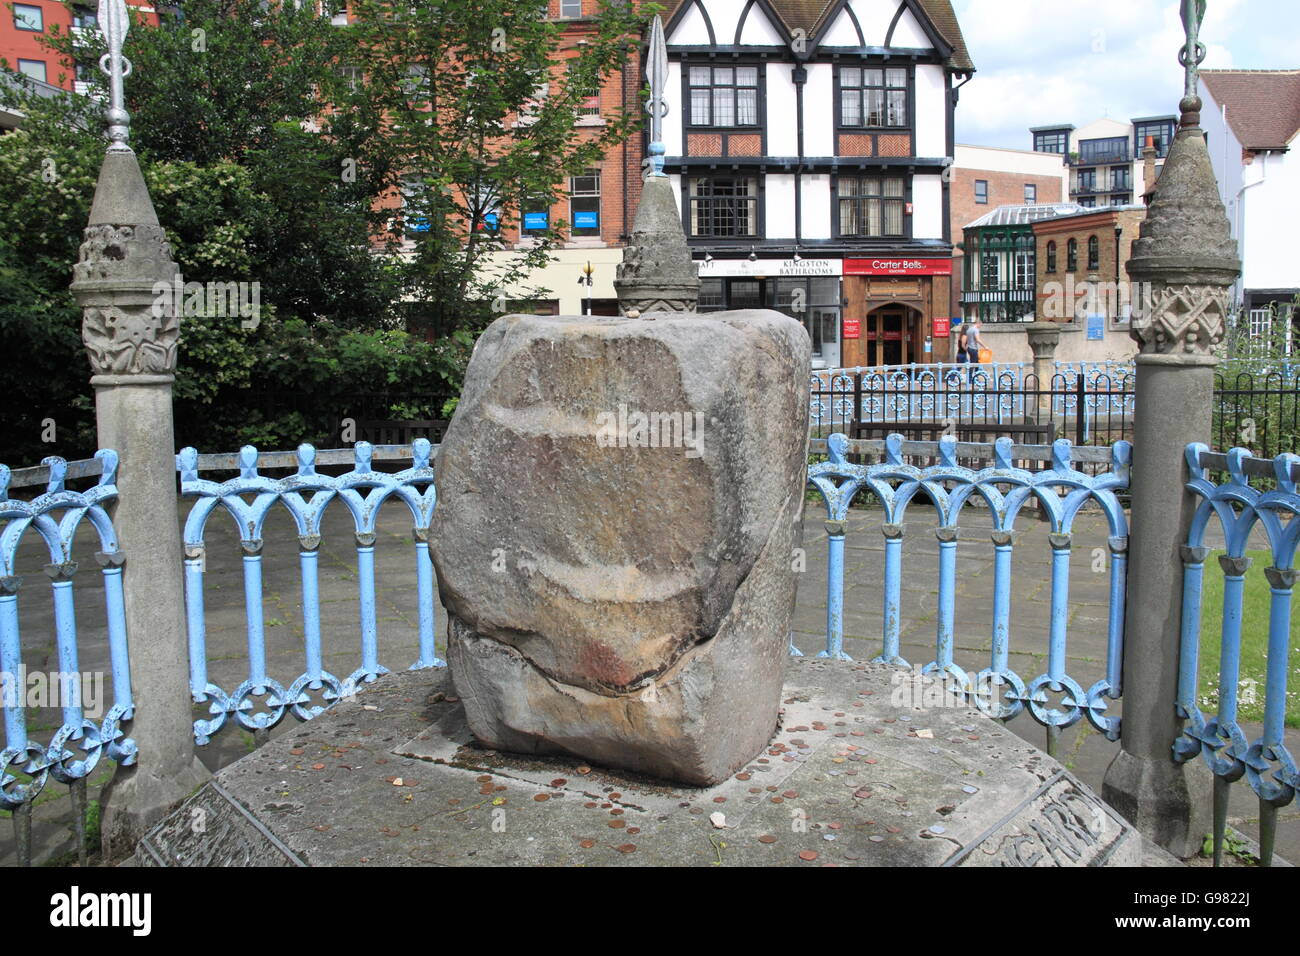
698;258;844;369
841;257;954;368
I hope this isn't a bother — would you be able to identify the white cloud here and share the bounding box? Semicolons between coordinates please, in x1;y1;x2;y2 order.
950;0;1280;149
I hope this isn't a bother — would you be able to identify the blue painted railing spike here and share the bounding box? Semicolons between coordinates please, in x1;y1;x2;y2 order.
238;445;259;479
355;441;374;472
993;436;1014;471
44;456;67;494
884;433;904;465
177;446;200;483
0;464;9;502
937;435;958;468
413;437;432;470
96;448;119;486
1225;446;1251;485
1274;453;1299;495
1185;441;1209;480
1051;439;1072;474
827;432;849;465
297;443;317;475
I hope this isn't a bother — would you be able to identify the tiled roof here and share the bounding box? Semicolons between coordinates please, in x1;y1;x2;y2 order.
1202;70;1300;150
658;0;973;72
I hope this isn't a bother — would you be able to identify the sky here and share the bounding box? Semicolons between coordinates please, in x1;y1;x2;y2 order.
950;0;1298;149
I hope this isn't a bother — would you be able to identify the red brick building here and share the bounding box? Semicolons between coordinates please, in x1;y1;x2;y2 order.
0;1;158;93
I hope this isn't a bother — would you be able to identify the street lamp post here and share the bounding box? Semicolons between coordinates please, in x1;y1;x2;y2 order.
578;261;594;315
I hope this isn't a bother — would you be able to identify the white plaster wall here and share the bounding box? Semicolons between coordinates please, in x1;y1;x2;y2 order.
804;63;836;156
802;174;832;240
914;63;947;157
670;1;712;44
820;8;862;46
699;0;747;44
889;5;931;47
1241;148;1300;290
766;174;797;240
847;0;902;45
664;61;683;155
739;3;783;45
766;63;799;156
912;174;943;239
956;144;1069;187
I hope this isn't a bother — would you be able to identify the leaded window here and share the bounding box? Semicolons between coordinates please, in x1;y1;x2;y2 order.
838;176;905;237
688;177;758;238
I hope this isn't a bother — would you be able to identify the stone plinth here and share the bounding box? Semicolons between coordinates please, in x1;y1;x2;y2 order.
427;309;810;785
134;661;1153;868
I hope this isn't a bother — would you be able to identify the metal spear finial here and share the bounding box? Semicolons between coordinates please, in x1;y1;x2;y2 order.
97;0;132;151
645;15;669;178
1180;0;1208;101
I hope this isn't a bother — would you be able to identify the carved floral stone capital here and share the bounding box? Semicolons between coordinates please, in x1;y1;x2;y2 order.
81;302;179;376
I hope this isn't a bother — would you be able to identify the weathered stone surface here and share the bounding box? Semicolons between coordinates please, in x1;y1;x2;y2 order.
614;175;700;315
429;309;810;785
134;661;1157;867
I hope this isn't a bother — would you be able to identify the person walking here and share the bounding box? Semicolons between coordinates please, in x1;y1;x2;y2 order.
964;318;987;364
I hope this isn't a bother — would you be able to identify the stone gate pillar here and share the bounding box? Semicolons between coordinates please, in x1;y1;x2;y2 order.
1101;89;1239;858
69;3;208;856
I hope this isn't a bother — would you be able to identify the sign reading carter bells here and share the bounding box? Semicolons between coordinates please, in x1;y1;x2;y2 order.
844;258;953;277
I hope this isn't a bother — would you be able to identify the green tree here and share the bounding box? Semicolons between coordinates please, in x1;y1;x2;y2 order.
342;0;652;337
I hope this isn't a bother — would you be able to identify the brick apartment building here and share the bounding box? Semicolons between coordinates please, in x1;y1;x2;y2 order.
0;0;158;94
948;143;1067;320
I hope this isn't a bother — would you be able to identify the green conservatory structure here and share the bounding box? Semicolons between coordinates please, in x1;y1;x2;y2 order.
960;203;1082;324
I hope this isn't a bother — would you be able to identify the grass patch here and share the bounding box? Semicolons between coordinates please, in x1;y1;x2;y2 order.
1197;549;1300;728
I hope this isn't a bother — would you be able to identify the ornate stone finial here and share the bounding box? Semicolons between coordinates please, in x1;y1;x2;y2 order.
71;0;180;382
1127;0;1239;361
1180;0;1208;102
614;15;699;316
98;0;133;152
645;15;670;178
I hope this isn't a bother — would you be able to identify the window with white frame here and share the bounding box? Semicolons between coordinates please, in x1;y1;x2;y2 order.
688;66;759;128
13;4;42;31
838;67;907;128
17;60;47;82
569;169;601;237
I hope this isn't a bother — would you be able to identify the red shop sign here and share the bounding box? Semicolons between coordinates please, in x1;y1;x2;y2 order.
933;317;951;338
844;258;953;277
842;318;861;339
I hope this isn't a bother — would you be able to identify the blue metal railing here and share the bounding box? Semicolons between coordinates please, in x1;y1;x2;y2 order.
0;451;136;863
177;440;445;745
803;433;1131;753
1176;443;1299;866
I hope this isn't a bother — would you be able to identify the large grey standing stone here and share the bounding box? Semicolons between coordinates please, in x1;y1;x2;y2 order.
429;310;810;785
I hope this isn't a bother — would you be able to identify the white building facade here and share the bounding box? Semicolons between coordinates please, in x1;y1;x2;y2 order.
662;0;972;369
1201;70;1300;320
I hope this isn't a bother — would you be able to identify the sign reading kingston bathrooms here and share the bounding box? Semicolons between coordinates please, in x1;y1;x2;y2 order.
697;258;842;278
844;258;952;277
